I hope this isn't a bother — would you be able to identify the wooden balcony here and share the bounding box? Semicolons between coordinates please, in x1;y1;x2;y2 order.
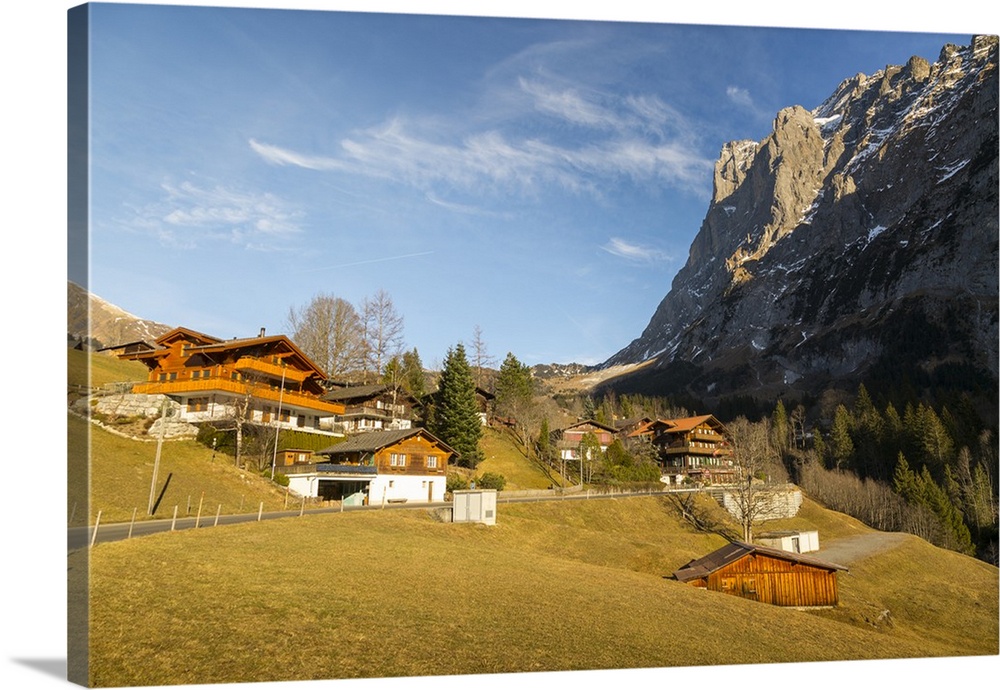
132;377;345;415
233;357;307;383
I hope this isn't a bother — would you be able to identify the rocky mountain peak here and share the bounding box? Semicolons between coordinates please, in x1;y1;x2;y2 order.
602;36;998;417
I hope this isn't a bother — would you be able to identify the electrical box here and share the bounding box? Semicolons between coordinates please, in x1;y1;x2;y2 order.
452;489;497;525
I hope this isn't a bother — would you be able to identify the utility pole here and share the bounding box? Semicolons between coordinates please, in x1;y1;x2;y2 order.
270;363;286;480
148;397;168;515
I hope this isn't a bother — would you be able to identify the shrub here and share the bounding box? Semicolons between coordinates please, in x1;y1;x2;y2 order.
474;472;506;491
447;475;470;492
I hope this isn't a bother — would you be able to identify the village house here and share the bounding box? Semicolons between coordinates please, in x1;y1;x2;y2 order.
672;540;848;608
552;419;619;463
279;428;455;505
645;414;734;486
321;383;417;434
116;326;345;435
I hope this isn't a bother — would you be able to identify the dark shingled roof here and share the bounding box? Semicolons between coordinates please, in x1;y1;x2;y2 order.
317;428;458;458
672;541;848;582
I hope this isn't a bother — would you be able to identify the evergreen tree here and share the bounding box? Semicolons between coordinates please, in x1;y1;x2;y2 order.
812;428;827;466
852;384;885;480
493;352;536;448
829;404;855;470
401;348;426;399
771;400;790;459
430;343;484;469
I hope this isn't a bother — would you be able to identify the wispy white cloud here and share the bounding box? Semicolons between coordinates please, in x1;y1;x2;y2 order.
249;139;343;171
131;180;303;250
726;85;755;109
601;237;672;263
249;48;715;202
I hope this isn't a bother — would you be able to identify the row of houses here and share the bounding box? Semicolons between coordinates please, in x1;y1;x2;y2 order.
551;415;735;486
106;326;743;502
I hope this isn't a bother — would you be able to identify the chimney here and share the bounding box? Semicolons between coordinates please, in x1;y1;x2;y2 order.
259;327;266;338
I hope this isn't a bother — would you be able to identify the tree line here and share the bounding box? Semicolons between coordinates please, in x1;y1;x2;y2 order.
777;386;998;564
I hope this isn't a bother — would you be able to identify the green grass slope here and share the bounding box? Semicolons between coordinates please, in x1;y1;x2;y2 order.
81;496;998;687
72;411;291;527
476;427;564;489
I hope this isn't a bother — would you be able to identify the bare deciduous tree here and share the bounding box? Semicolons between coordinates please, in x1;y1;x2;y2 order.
470;324;496;389
286;293;364;380
362;288;405;383
727;416;786;542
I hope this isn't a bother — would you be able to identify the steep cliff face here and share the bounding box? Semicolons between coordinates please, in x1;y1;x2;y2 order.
603;36;998;409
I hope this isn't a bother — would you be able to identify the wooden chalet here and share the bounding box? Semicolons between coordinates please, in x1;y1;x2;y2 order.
321;384;415;433
552;419;618;462
118;327;345;434
651;414;734;486
303;428;457;504
672;541;848;608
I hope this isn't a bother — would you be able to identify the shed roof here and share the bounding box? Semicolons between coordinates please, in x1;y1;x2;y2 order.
672;541;848;582
317;428;458;458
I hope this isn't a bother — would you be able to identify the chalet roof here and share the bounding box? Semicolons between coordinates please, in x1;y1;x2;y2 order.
132;327;330;381
97;340;155;352
558;419;619;434
317;428;458;458
663;414;722;431
154;326;222;347
322;384;390;401
672;541;848;583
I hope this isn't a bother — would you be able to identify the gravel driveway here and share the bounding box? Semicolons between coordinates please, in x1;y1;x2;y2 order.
814;532;910;567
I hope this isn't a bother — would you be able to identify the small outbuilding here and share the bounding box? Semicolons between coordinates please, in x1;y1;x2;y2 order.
452;489;497;525
672;541;848;608
756;529;820;554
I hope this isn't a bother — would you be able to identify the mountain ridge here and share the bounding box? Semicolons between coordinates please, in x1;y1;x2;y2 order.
67;280;173;349
600;36;998;416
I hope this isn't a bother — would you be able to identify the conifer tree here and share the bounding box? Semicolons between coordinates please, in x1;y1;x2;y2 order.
493;352;536;448
430;343;484;469
771;400;790;460
829;404;855;470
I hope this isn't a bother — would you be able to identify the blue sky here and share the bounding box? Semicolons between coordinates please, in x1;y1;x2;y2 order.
79;2;977;368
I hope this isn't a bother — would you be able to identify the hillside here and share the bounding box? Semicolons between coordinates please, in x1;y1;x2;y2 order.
80;495;998;686
67;280;172;349
71;411;293;527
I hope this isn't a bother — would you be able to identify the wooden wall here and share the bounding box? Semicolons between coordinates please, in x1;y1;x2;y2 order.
704;553;840;607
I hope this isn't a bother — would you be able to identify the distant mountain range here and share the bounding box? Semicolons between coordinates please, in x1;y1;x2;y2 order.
599;36;998;417
67;281;172;350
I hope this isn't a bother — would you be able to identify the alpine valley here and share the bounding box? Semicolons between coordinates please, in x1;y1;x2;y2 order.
599;35;999;423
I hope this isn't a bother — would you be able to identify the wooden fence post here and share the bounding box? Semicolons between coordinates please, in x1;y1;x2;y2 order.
90;511;102;547
195;492;204;528
258;502;264;521
171;505;178;531
214;504;222;527
127;507;137;539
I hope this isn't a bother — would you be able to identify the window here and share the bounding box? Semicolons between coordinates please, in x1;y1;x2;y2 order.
427;455;438;469
188;397;209;412
390;453;407;467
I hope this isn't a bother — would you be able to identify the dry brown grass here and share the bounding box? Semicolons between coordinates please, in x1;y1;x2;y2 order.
83;496;998;687
74;411;290;526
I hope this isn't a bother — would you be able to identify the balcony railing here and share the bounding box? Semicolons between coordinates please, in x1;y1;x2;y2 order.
277;463;377;476
132;377;344;415
233;357;307;383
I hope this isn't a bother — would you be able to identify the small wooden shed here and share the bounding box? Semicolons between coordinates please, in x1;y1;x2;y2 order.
672;541;848;608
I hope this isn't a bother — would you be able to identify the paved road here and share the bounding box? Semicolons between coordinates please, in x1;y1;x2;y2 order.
67;489;679;551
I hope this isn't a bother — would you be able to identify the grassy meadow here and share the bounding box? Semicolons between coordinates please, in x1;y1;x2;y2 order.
82;495;999;687
70;348;998;686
